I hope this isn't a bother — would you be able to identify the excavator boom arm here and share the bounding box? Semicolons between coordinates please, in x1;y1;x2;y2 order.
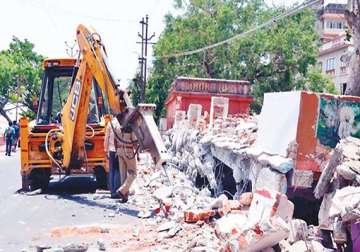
61;24;167;169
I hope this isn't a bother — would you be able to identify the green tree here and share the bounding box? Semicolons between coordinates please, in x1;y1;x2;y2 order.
0;37;44;121
304;67;338;94
143;0;332;118
129;71;142;106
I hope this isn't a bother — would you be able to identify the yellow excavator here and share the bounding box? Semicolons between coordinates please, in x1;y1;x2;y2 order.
20;24;167;191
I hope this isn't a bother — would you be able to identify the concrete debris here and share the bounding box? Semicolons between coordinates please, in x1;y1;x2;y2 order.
247;189;294;225
314;148;343;200
62;243;88;252
257;154;293;174
35;244;52;252
313;136;360;248
43;248;64;252
289;240;325;252
224;216;290;252
137;209;153;218
157;221;176;232
164;224;182;238
214;213;248;240
32;115;358;251
96;239;106;251
254;167;287;194
288;219;308;244
164;114;295;199
329;186;360;222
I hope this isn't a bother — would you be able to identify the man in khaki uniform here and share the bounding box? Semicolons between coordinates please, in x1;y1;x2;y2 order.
115;125;138;203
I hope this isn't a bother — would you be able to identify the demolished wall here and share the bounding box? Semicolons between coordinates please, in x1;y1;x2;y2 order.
161;91;360;250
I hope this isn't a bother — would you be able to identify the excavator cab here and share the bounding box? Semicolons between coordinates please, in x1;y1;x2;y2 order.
20;58;109;191
37;59;106;125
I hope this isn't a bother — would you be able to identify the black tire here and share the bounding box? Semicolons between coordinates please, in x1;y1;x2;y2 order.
22;174;31;192
94;166;108;190
29;169;50;191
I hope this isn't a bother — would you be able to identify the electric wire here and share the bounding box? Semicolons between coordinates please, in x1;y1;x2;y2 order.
160;0;321;59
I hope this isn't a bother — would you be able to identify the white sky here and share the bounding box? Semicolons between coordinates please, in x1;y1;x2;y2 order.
0;0;347;86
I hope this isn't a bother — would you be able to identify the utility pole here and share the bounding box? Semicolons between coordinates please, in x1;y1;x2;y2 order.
137;15;155;102
65;40;79;57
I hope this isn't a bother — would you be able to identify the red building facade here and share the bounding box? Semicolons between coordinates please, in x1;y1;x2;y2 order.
165;77;253;129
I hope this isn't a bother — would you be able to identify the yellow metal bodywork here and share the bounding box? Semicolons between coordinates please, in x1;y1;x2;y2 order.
61;24;131;169
20;116;107;177
20;24;167;191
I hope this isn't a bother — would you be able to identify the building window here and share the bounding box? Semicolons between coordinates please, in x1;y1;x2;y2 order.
326;57;336;71
342;83;347;95
340;55;348;74
326;21;346;30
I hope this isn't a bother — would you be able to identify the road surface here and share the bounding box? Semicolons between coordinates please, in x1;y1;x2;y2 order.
0;151;141;251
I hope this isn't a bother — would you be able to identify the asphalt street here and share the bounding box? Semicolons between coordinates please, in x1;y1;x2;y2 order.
0;151;140;251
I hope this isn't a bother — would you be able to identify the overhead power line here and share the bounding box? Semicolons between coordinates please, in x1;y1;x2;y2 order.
160;0;321;59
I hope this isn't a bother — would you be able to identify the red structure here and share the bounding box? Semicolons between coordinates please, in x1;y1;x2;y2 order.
165;77;253;129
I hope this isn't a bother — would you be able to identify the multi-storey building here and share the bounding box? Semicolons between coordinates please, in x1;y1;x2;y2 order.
316;2;354;94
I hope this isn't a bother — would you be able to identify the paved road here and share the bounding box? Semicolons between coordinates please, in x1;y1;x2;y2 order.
0;152;140;251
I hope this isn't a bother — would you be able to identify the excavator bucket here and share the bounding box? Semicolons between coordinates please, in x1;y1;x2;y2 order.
116;104;168;167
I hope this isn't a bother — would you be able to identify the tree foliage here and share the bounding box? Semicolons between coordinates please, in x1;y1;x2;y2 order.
0;37;44;121
304;67;337;95
141;0;333;119
129;71;142;106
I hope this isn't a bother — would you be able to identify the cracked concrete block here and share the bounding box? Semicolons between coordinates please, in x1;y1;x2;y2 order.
247;188;294;226
224;216;290;252
215;213;248;240
255;167;287;193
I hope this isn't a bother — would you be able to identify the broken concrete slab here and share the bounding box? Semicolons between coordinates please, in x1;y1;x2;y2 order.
157;221;176;232
257;154;293;174
62;243;88;252
214;213;248;240
329;186;360;221
224;216;290;252
314;148;343;199
289;240;325;252
254;167;287;193
288;219;308;244
247;189;294;226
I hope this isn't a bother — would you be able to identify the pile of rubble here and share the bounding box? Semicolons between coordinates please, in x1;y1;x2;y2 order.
120;115;303;251
130;158;297;251
155;113;359;251
163;114;293;199
315;137;360;248
24;115;359;251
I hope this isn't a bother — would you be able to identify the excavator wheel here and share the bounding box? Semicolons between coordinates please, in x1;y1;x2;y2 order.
94;166;108;190
28;168;51;191
21;174;31;192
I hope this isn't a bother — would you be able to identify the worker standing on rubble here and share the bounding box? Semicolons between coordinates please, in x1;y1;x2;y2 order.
115;124;138;203
104;118;121;199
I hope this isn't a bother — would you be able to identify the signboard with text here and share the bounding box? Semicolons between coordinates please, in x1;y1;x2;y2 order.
174;79;250;96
